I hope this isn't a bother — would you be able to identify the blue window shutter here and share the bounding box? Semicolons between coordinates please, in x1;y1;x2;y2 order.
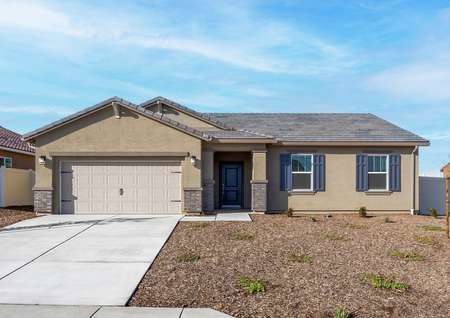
313;154;325;191
356;154;368;191
389;154;401;191
280;153;292;191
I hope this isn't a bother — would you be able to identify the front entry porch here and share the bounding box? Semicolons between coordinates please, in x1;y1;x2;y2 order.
201;148;267;213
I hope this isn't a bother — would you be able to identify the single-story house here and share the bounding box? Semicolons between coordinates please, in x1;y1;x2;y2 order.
23;96;429;215
0;125;35;170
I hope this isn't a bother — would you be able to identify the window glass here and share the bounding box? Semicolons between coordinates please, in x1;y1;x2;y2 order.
0;157;12;168
291;154;313;190
292;155;312;172
293;174;311;189
368;155;388;190
368;155;387;172
368;174;387;189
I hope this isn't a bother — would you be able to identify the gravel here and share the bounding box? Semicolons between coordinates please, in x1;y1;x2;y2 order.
0;207;37;228
129;215;450;318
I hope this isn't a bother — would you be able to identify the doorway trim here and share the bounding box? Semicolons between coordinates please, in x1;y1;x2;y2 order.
219;161;243;209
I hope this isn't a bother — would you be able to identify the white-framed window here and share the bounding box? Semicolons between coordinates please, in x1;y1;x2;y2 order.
367;154;388;191
0;157;12;168
291;154;313;191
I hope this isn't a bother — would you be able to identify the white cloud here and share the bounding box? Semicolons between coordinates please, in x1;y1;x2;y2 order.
242;87;274;98
366;60;450;101
424;130;450;141
0;0;354;75
0;105;72;116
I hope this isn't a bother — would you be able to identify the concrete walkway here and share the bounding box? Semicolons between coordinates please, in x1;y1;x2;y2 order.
0;304;234;317
181;212;252;222
0;215;180;305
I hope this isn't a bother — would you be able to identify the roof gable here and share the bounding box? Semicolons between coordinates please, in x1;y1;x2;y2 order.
23;97;213;142
140;96;231;130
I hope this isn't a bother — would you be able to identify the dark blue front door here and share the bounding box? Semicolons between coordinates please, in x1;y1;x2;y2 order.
220;163;243;207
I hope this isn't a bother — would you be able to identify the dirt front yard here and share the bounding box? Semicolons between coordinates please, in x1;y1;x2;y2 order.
130;214;449;318
0;207;37;228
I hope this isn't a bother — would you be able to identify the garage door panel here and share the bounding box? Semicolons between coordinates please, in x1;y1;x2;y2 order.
62;161;181;214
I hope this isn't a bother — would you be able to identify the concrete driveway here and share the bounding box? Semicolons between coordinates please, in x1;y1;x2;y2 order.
0;214;180;305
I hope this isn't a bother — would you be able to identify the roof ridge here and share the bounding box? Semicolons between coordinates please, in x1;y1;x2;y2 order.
205;112;374;115
23;96;213;142
139;96;233;130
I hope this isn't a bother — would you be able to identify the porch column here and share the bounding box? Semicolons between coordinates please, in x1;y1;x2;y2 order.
202;150;215;212
251;150;267;212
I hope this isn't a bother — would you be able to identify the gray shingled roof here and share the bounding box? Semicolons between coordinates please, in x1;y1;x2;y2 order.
0;125;34;153
22;96;429;145
205;113;428;143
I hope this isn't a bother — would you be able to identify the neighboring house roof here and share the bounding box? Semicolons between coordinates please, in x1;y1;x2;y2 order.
23;96;429;146
0;125;34;154
206;113;429;144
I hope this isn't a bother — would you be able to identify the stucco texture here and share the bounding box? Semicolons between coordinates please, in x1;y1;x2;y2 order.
33;106;202;213
267;145;418;213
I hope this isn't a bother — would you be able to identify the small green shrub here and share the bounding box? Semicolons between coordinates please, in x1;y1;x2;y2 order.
287;208;294;217
325;233;346;241
334;308;353;318
415;236;440;247
390;250;425;261
192;222;209;229
363;273;410;291
176;253;200;263
358;206;367;218
231;233;255;241
429;208;438;218
420;225;444;232
238;276;266;294
346;223;368;230
288;254;313;264
384;217;394;223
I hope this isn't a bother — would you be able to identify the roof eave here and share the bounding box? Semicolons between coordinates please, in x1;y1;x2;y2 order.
278;140;430;146
0;145;35;155
211;138;276;144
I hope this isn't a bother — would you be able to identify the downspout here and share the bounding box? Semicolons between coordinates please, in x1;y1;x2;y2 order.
411;146;418;215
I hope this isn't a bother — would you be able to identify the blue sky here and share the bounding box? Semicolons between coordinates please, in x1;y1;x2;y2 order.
0;0;449;175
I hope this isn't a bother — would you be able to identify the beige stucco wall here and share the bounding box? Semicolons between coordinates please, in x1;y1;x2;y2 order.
267;145;418;213
33;106;202;212
1;168;34;207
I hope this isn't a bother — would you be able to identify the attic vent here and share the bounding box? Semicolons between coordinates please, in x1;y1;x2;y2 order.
156;100;163;114
112;102;121;119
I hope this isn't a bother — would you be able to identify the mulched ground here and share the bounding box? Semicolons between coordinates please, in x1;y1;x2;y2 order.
0;207;37;228
129;214;450;318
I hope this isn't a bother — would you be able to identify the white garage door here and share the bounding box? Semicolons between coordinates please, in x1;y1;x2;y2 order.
60;161;181;214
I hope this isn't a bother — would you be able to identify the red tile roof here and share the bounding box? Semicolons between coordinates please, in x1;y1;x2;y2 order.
0;126;34;154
